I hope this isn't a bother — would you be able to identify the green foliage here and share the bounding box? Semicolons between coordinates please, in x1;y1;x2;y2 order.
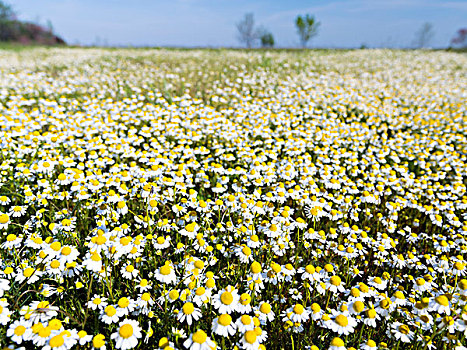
295;14;320;48
0;0;14;21
0;0;65;44
260;31;274;48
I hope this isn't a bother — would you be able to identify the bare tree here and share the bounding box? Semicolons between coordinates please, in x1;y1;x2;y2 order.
412;22;435;48
236;13;259;48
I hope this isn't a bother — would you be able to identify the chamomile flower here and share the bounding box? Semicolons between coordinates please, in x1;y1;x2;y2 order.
87;295;108;311
360;339;377;350
212;286;240;314
212;314;237;337
116;297;136;317
7;320;32;344
256;302;275;323
177;302;202;326
390;322;413;343
329;337;346;350
111;319;142;350
239;330;261;350
0;213;11;230
82;252;103;273
429;294;451;315
330;313;358;335
2;233;22;249
282;304;310;323
183;330;216;350
326;275;346;293
78;330;93;346
101;305;120;324
121;264;139;279
154;262;177;284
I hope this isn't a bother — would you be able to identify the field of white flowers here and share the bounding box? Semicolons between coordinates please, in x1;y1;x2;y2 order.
0;48;466;350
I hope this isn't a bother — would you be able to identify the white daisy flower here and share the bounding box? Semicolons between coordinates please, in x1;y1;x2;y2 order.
110;319;142;350
212;285;240;314
183;330;216;350
7;320;32;344
212;314;237;337
177;302;202;326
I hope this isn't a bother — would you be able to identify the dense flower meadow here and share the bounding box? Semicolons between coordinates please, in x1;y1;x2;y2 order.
0;48;466;350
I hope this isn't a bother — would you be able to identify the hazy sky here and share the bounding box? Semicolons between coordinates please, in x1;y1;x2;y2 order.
12;0;467;48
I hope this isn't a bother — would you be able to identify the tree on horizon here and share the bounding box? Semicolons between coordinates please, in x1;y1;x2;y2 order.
295;14;320;48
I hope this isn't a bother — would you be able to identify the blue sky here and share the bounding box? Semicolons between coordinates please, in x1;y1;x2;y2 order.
11;0;467;48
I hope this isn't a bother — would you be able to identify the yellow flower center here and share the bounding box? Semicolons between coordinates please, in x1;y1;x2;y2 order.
49;335;65;348
93;334;105;348
251;261;261;274
311;303;321;313
399;325;410;334
330;337;345;346
50;260;60;269
394;291;405;299
91;253;101;262
118;297;130;308
185;223;196;232
293;304;304;315
242;246;251;256
61;247;72;256
0;214;9;224
260;303;271;314
244;330;257;344
206;278;215;289
218;314;232;326
96;236;107;245
335;314;349;327
330;275;341;286
367;309;376;318
241;315;252;325
50;241;61;251
48;319;62;330
192;330;207;344
105;306;116;316
220;291;233;305
271;263;281;273
435;295;449;307
353;301;365;313
14;325;26;336
459;279;467;290
119;324;134;339
380;299;391;309
183;302;195;315
120;237;131;246
23;267;35;277
160;265;172;276
240;293;251;305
